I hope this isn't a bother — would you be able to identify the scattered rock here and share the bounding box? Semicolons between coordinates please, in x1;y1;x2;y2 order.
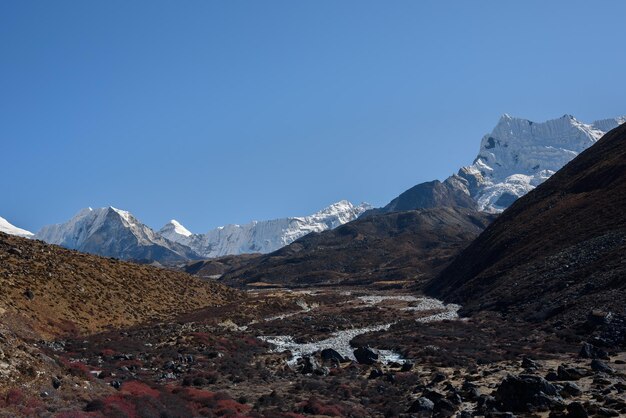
566;401;588;418
557;365;587;381
591;359;613;374
368;368;384;379
400;362;414;372
407;397;434;414
8;247;22;256
495;374;559;412
430;371;447;384
353;347;378;365
433;398;457;416
579;342;609;360
522;357;540;370
320;348;345;363
560;382;582;397
297;355;328;376
24;289;34;300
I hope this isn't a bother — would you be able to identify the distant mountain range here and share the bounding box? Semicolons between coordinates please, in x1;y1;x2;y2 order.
30;201;369;263
2;113;623;265
160;200;371;258
35;207;199;263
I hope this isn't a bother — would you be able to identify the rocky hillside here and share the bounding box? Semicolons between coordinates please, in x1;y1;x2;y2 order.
426;122;626;324
0;232;240;337
221;207;495;288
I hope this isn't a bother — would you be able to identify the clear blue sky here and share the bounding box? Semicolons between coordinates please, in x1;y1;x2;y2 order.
2;1;625;233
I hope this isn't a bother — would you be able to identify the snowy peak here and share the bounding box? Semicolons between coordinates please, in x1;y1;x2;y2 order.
458;114;625;212
35;207;198;263
159;219;193;240
164;200;372;258
0;216;34;238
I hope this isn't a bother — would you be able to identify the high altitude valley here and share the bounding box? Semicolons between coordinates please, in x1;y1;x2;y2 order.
1;116;626;417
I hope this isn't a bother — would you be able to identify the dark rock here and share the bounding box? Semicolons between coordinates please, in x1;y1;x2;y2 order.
434;398;457;416
52;377;61;389
422;388;446;402
320;348;345;363
567;402;588;418
407;397;434;414
8;247;22;256
447;392;463;405
546;371;559;381
430;371;447;384
368;368;384;379
560;382;582;397
298;356;321;375
591;359;614;374
558;365;587;381
353;347;378;365
111;380;122;389
24;289;34;300
588;310;613;326
401;362;414;372
522;357;540;369
495;374;559;412
579;342;609;360
597;407;620;417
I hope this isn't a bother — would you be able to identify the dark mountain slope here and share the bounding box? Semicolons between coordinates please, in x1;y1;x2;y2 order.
364;179;476;217
426;123;626;323
221;207;494;288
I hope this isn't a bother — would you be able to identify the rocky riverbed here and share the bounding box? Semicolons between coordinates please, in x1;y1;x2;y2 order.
2;286;625;417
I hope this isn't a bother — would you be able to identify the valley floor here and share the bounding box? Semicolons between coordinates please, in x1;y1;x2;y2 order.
1;286;625;417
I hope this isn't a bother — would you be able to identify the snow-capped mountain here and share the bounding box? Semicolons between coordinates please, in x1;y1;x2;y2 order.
35;207;198;263
453;114;625;212
160;200;372;258
377;114;625;215
0;216;34;238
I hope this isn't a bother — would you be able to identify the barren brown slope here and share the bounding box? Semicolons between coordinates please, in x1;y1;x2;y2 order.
0;232;241;338
426;122;626;323
221;207;495;288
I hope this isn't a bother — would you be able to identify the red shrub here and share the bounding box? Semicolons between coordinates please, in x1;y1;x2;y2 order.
300;398;345;417
2;388;25;406
121;380;160;398
99;348;116;357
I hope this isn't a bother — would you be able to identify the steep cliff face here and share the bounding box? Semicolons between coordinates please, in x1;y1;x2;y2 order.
377;114;625;214
455;114;625;212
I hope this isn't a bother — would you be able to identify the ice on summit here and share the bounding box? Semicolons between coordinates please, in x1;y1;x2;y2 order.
161;200;372;258
451;114;625;212
0;216;34;238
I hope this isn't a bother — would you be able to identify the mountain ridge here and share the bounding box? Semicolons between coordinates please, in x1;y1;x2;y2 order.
425;121;626;324
161;200;372;258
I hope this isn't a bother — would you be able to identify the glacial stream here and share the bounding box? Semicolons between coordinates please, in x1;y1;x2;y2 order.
259;295;461;365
